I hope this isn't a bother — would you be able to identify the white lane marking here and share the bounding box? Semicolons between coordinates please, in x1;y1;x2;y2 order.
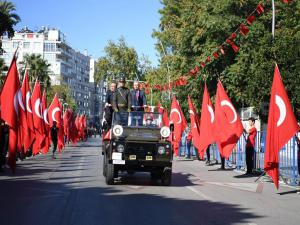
204;181;259;193
186;186;215;202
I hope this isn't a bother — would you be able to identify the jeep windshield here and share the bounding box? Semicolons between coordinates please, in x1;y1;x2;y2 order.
112;112;164;128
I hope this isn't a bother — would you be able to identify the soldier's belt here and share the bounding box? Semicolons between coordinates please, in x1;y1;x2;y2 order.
118;104;126;106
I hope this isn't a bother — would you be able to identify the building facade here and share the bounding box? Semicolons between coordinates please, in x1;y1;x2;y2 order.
1;27;94;116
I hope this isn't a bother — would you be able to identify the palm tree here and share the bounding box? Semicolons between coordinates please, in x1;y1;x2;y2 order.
21;53;51;89
0;1;21;37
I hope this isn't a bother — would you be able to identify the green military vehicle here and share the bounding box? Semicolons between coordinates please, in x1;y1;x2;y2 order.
102;111;173;185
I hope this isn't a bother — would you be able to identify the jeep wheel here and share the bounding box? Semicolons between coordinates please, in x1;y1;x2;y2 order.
150;171;161;180
161;167;172;186
106;163;115;185
103;155;107;177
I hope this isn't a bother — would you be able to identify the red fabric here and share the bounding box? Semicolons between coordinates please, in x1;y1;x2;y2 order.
40;92;50;154
20;72;34;152
246;15;256;26
103;129;111;141
264;64;299;189
0;56;20;171
186;131;192;141
48;94;62;127
170;96;187;156
256;4;264;15
162;108;169;126
198;84;215;156
246;127;257;148
213;52;219;59
58;105;64;152
31;81;45;155
239;24;249;36
226;39;239;53
188;96;201;154
24;72;35;151
157;101;164;114
213;81;243;158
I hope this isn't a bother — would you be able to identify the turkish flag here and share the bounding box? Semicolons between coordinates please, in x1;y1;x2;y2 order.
31;80;45;155
75;114;80;139
157;101;164;114
162;108;169;127
63;109;71;141
68;110;78;144
40;91;50;154
0;55;20;171
58;104;65;151
48;94;64;151
170;96;187;155
188;96;202;156
264;64;299;189
198;84;215;156
23;72;35;150
19;71;33;152
213;81;243;158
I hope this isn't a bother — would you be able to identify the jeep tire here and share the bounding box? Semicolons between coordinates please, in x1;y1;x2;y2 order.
161;167;172;186
106;163;115;185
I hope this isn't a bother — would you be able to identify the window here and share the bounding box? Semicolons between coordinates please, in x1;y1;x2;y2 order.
23;42;30;49
13;42;19;48
44;43;56;52
33;42;41;49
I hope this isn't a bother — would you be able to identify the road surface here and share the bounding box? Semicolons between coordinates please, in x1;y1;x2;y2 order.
0;137;299;225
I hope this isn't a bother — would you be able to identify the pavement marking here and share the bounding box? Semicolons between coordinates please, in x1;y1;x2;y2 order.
204;181;261;193
186;186;215;202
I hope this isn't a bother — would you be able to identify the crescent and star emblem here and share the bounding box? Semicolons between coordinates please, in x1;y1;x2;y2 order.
207;105;214;123
220;100;237;124
18;89;25;111
52;107;61;122
170;108;182;124
26;92;32;113
275;95;286;127
34;98;43;119
44;109;50;125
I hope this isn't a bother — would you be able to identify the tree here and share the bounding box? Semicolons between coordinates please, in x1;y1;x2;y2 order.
21;54;51;89
151;0;300;121
95;37;139;82
0;57;8;86
0;1;20;50
47;84;77;112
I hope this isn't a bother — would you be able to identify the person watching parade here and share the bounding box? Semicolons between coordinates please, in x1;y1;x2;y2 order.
245;117;257;175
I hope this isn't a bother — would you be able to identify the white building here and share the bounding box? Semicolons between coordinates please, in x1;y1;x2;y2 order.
1;27;93;115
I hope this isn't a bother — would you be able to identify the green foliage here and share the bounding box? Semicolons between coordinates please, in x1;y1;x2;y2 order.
150;0;300;121
47;84;77;112
95;37;139;82
0;57;8;86
20;54;51;89
0;1;20;38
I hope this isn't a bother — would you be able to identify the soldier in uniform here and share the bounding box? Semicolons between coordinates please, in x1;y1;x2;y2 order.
103;81;117;130
112;76;131;125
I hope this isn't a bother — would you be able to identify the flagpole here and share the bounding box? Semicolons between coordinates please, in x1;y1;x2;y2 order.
272;0;275;39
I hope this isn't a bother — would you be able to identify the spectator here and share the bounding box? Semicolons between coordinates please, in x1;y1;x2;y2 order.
186;129;192;159
51;121;59;159
245;117;257;175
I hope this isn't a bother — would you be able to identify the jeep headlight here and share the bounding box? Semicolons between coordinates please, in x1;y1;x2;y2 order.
117;144;125;153
158;146;166;155
160;126;170;138
113;125;123;137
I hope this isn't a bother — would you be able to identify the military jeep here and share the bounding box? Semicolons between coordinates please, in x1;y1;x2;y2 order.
102;111;173;185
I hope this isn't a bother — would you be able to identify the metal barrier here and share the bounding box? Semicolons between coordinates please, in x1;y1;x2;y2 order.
234;131;299;186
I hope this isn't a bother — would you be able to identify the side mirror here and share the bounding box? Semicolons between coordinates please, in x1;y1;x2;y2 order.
169;123;174;132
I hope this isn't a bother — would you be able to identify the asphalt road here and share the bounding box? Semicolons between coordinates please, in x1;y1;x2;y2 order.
0;137;299;225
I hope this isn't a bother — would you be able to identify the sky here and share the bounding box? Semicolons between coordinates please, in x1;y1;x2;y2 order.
12;0;162;65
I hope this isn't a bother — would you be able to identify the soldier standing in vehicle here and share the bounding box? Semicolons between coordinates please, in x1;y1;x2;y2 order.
104;81;117;129
130;80;147;126
112;76;131;125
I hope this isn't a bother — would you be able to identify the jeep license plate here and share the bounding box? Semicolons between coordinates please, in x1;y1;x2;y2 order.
113;160;125;165
129;155;136;160
146;156;153;161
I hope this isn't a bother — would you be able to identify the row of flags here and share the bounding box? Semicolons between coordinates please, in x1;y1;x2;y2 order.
165;64;299;189
0;55;88;172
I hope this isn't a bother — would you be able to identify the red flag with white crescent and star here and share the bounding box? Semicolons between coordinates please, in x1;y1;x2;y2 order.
187;95;202;156
170;96;187;156
0;55;20;171
198;84;215;156
264;64;299;189
213;81;243;158
40;91;50;154
21;71;35;152
48;94;62;127
31;80;45;155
